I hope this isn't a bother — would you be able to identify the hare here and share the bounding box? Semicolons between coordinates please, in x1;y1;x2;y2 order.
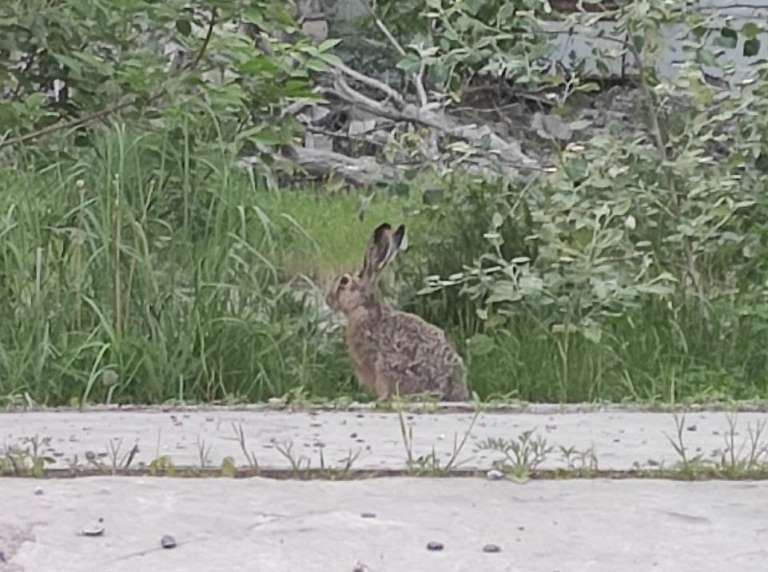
325;222;469;401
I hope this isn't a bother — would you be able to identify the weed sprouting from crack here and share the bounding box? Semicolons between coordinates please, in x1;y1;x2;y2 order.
714;413;768;476
273;439;362;479
318;447;363;480
230;423;259;470
396;399;481;476
105;438;139;474
397;404;415;467
1;435;55;477
195;436;213;469
1;445;26;476
147;455;176;476
663;414;705;477
559;445;599;473
665;412;768;478
745;419;768;468
274;440;312;477
479;430;553;482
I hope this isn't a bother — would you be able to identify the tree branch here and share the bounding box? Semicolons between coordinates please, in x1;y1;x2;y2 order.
359;0;429;108
0;8;218;151
329;72;542;172
330;61;405;108
186;7;217;71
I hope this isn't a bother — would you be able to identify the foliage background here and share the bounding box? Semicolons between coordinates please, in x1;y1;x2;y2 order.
1;0;768;406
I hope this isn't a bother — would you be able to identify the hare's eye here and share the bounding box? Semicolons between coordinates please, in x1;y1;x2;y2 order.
339;275;350;288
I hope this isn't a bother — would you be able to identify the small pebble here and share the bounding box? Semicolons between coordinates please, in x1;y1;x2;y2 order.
161;534;177;549
486;469;504;481
350;433;358;439
483;544;502;553
686;425;697;432
427;541;444;551
0;551;6;562
360;512;377;519
34;487;44;496
352;562;370;572
80;521;105;537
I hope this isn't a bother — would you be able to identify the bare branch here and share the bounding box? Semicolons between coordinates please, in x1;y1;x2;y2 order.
330;71;540;171
331;61;405;108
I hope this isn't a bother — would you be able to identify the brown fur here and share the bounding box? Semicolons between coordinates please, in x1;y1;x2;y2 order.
325;223;469;401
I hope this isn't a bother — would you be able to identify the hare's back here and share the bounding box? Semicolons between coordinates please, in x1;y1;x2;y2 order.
377;311;466;397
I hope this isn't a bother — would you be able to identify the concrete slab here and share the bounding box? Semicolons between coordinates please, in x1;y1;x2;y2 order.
1;477;766;572
2;408;768;472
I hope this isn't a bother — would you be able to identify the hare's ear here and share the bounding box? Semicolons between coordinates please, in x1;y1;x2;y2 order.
390;224;406;256
360;222;392;281
379;223;406;268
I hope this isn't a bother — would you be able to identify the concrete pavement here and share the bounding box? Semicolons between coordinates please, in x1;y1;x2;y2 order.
2;476;767;572
2;406;768;571
1;407;767;472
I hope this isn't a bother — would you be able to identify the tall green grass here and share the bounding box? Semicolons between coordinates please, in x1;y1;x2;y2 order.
464;305;768;404
2;124;767;406
0;125;361;405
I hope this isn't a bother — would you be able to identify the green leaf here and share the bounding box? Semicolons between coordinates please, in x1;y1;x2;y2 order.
306;59;329;72
743;38;760;57
175;19;192;36
580;323;602;344
318;52;343;66
468;333;496;357
487;280;522;304
396;54;422;73
221;457;237;477
716;28;738;50
318;38;341;52
741;22;761;39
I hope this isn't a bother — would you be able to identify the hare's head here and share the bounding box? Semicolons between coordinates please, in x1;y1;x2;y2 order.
325;222;405;316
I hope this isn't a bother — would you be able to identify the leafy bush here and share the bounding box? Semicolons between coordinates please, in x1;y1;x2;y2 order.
374;0;555;92
409;3;768;401
0;0;339;178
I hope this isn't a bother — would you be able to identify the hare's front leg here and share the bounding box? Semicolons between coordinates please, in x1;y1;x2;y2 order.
373;376;391;401
352;359;377;395
373;360;397;401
